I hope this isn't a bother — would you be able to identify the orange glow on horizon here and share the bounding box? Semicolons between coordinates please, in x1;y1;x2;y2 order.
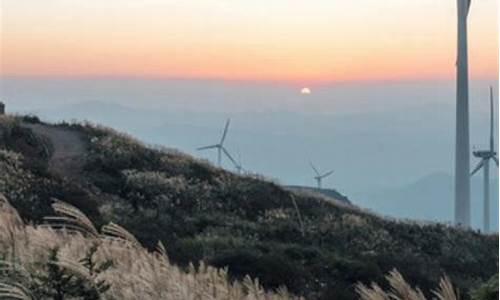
1;0;498;83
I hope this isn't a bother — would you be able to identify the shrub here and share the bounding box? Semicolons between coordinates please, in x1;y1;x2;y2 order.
472;274;499;300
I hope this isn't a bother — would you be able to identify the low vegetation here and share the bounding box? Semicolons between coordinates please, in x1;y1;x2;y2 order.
0;195;477;300
0;115;497;299
0;195;300;299
356;269;459;300
471;274;499;300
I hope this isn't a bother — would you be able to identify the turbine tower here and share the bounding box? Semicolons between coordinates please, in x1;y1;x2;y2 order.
455;0;472;227
309;161;334;189
471;87;498;233
197;119;235;167
235;148;244;174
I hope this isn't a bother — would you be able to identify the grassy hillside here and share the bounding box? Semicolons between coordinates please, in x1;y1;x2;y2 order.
0;115;497;299
1;194;479;300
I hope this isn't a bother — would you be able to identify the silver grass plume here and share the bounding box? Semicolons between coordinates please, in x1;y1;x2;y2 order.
44;199;99;237
101;222;140;246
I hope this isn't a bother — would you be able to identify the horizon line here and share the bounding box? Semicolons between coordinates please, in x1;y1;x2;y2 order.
1;74;498;87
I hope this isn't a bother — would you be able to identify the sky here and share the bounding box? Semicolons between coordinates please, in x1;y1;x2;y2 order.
1;0;498;83
0;1;499;227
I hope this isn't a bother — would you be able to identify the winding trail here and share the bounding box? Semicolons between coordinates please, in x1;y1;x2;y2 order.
24;123;87;180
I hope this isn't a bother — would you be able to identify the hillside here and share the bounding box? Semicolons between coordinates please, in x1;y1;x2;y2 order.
285;186;351;205
0;115;497;299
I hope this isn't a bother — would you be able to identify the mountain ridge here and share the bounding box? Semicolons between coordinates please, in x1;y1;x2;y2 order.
354;171;499;231
0;114;497;299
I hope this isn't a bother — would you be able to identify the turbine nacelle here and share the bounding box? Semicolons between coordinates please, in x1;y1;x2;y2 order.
197;119;243;174
472;150;497;159
197;119;234;167
309;161;334;189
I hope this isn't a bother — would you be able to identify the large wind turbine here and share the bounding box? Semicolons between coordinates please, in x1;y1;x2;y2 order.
309;161;334;189
197;119;235;167
455;0;472;227
471;87;498;233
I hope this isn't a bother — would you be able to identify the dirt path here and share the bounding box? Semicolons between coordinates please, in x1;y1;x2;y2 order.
23;123;87;180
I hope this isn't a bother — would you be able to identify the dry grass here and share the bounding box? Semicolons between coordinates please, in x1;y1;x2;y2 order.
0;195;302;300
0;194;462;300
356;269;459;300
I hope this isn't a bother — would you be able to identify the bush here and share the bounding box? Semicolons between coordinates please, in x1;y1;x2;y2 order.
472;274;499;300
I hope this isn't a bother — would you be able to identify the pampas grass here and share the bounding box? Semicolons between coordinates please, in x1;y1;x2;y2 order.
0;194;462;300
356;269;459;300
0;282;33;300
433;276;460;300
43;199;99;237
0;194;302;300
101;222;140;246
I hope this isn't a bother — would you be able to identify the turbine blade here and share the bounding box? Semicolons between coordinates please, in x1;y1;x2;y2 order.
197;144;218;151
220;119;231;145
490;86;495;152
321;170;334;179
470;159;485;176
309;161;320;176
222;147;238;166
493;156;499;167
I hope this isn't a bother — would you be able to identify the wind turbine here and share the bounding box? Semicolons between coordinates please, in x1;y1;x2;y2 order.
309;161;333;189
224;145;244;174
197;119;235;167
471;87;498;233
455;0;473;227
235;148;244;174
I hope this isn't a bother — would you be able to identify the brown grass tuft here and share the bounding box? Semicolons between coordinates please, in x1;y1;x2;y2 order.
356;269;459;300
43;199;99;237
0;195;303;299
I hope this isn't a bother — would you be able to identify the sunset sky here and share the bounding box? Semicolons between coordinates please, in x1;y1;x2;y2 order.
1;0;498;83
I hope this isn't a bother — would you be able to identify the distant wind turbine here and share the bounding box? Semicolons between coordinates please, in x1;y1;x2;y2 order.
224;145;244;174
455;0;473;227
197;119;236;167
470;87;498;233
309;161;333;189
235;148;244;174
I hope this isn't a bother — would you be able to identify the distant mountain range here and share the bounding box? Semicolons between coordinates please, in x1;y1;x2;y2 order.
353;171;499;231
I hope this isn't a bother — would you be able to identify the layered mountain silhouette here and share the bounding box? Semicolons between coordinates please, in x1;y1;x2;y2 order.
355;172;499;231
